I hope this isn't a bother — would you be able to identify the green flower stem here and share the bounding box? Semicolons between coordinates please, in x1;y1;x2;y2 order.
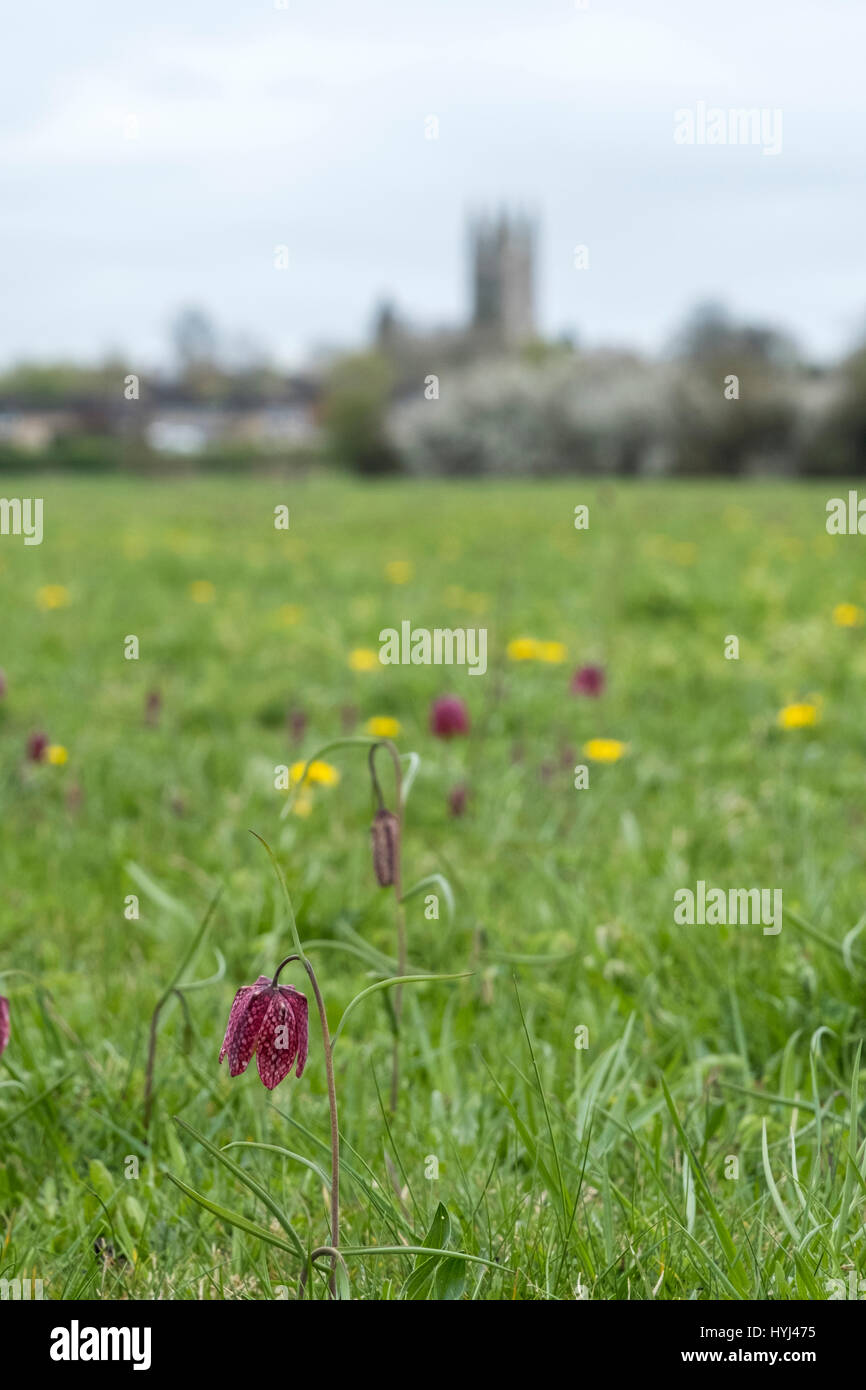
255;833;340;1299
368;740;407;1111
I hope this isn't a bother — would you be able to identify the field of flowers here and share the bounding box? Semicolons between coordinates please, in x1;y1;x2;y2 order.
2;473;866;1301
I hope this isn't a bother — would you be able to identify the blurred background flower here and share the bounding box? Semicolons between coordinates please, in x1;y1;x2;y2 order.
583;738;627;763
571;664;606;697
430;695;470;738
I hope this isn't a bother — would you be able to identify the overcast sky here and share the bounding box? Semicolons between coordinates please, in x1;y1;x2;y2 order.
3;0;865;368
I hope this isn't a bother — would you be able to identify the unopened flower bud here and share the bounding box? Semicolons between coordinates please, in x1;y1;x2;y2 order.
371;808;399;887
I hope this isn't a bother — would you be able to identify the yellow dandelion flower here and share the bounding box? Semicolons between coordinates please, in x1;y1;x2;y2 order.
583;738;627;763
292;791;314;817
36;584;70;610
833;602;863;628
349;648;379;672
365;716;401;738
46;744;68;766
507;637;538;661
277;603;304;626
189;580;215;604
536;641;567;664
385;560;413;585
289;760;340;787
778;702;819;730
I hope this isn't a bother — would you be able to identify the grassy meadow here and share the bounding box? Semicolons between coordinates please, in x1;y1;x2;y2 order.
2;473;866;1300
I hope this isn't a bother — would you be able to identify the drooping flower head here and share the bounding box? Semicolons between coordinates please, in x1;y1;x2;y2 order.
367;742;401;886
27;731;49;762
0;669;6;698
430;695;470;739
219;972;308;1090
371;807;400;886
0;997;9;1056
448;783;469;816
571;664;605;698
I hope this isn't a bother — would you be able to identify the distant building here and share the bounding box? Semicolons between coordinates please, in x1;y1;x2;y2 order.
373;211;538;384
0;376;321;456
470;213;535;349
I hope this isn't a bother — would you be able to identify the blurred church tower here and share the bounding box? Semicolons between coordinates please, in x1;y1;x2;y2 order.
470;212;535;348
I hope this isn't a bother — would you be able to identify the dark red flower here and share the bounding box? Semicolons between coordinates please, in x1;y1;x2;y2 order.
448;783;468;816
0;997;8;1056
219;974;308;1090
571;664;605;698
430;695;470;738
27;731;49;762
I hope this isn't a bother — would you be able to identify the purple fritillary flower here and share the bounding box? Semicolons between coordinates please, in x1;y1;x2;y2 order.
0;997;9;1056
448;783;468;817
371;807;400;887
0;669;7;698
27;731;49;762
430;695;470;738
570;664;605;698
219;974;308;1090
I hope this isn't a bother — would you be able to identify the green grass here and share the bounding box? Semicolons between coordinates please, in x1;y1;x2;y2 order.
1;472;866;1300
